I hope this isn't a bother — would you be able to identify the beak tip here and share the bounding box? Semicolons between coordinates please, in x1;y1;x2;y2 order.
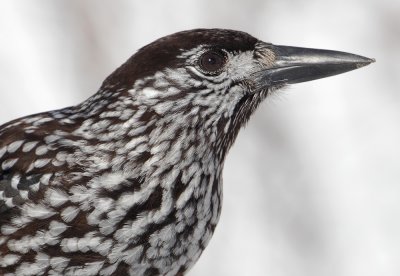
356;56;375;68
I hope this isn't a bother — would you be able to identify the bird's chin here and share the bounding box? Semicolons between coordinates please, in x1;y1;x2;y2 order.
246;81;287;96
267;83;287;94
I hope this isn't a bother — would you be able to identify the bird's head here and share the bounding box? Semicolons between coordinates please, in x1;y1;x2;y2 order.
105;28;373;94
98;28;373;156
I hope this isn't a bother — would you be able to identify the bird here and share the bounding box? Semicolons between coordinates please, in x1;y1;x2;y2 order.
0;29;373;276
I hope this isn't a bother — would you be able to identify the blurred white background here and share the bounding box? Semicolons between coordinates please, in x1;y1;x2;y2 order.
0;0;399;275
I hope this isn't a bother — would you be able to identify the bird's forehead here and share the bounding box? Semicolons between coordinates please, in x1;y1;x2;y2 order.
146;29;259;54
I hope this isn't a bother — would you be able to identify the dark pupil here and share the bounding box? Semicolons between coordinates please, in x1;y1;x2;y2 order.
206;55;217;65
200;51;225;73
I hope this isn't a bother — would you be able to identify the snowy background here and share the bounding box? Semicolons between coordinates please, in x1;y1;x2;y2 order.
1;0;399;275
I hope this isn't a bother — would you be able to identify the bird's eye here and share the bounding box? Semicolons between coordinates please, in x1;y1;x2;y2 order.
198;50;226;74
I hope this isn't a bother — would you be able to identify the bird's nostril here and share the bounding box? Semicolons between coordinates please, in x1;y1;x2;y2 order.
255;43;276;67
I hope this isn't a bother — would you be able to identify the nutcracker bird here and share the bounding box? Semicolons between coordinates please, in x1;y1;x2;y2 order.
0;29;373;275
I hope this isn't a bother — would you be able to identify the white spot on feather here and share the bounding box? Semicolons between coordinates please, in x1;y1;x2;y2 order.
35;145;48;155
46;189;69;207
49;220;68;236
95;239;113;256
11;175;21;189
89;172;127;191
2;158;18;170
142;87;162;98
0;254;21;266
40;173;52;185
61;237;79;252
44;134;60;144
10;215;32;228
24;204;56;219
22;141;39;152
7;140;24;153
55;151;68;162
0;236;6;246
122;246;143;264
1;223;20;235
34;159;51;168
100;263;118;276
34;117;53;125
50;256;69;271
61;206;80;222
69;185;91;203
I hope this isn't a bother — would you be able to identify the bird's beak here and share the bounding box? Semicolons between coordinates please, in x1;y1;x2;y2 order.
256;44;375;86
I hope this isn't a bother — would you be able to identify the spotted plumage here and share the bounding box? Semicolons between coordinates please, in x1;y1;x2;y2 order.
0;29;373;275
